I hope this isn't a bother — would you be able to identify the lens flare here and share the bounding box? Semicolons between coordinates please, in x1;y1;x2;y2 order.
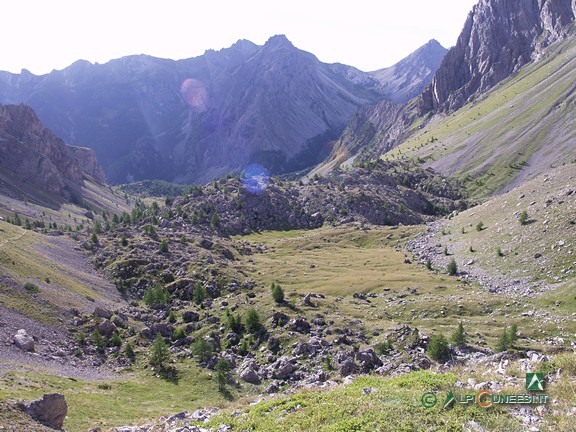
241;164;270;194
180;78;208;110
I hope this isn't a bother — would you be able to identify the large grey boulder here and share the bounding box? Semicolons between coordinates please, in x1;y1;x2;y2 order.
25;393;67;429
13;329;35;352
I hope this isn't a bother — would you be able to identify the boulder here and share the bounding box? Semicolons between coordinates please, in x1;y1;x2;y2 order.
182;310;200;323
25;393;67;429
289;317;311;334
13;329;35;352
240;367;261;385
93;307;113;319
339;358;360;376
97;318;117;336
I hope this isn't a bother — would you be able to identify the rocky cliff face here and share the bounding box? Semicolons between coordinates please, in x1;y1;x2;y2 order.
420;0;576;113
0;104;104;200
370;40;447;103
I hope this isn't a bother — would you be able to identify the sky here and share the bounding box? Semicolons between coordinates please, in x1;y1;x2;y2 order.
1;0;478;75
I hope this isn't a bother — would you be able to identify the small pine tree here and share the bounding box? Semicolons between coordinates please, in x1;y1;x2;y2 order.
167;310;176;323
496;246;504;257
226;310;244;335
149;333;170;371
476;221;484;232
508;323;518;347
239;338;249;356
519;210;528;225
443;245;449;256
193;282;206;305
496;328;510;352
425;259;433;271
109;333;122;347
210;212;220;228
143;283;170;307
271;282;284;303
447;258;458;276
245;308;261;333
427;335;450;362
120;234;128;246
91;329;106;354
191;338;213;364
124;342;135;361
215;358;231;391
159;239;169;253
451;321;467;348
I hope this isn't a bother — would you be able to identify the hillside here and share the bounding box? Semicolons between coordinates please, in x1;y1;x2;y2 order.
387;36;576;197
409;164;576;296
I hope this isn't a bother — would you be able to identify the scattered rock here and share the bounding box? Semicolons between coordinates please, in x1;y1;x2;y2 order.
25;393;67;429
13;329;35;352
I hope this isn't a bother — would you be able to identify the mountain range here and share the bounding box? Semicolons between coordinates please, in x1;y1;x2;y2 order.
0;36;446;185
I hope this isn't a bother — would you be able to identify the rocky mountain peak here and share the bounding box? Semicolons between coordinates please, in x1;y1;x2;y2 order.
420;0;576;113
263;34;295;50
370;39;447;103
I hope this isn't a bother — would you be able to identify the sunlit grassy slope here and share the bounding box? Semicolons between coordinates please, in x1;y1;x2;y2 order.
386;37;576;198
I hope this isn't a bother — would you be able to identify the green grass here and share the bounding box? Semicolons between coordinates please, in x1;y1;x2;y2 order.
0;361;247;431
234;225;562;351
200;370;524;432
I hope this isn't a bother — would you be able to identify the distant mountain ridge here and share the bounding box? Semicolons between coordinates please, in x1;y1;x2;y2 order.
370;39;447;103
0;36;445;185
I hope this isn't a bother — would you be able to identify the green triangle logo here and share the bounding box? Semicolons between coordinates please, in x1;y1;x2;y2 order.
526;373;545;391
443;390;455;409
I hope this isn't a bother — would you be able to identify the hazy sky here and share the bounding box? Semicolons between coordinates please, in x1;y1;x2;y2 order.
1;0;478;75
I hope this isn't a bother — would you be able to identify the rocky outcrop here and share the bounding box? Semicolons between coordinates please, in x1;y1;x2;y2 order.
420;0;576;113
68;146;106;183
25;393;68;429
0;104;105;201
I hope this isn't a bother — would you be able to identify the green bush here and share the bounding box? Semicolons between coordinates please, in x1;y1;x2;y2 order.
244;308;261;333
91;329;106;354
447;258;458;276
519;210;528;225
172;326;186;341
24;282;40;294
226;310;244;335
124;342;135;360
159;239;169;253
143;283;170;307
193;282;206;305
375;339;393;355
427;335;450;362
109;333;122;347
476;221;484;231
191;338;213;364
75;331;86;346
271;282;284;303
